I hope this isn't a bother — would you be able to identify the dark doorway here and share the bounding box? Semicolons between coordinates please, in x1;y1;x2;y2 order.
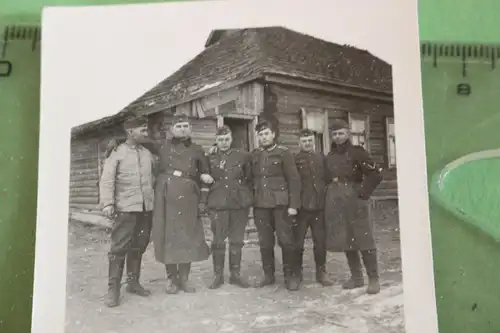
224;117;250;151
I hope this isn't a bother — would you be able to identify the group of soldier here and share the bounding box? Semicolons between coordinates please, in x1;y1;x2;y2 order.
98;112;383;308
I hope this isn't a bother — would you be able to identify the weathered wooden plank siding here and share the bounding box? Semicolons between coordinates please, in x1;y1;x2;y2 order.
69;138;100;212
368;115;386;166
159;112;218;152
237;82;264;116
269;84;395;168
271;84;356;151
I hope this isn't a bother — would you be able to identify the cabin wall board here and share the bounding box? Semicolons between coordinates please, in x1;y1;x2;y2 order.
69;137;100;212
269;84;394;171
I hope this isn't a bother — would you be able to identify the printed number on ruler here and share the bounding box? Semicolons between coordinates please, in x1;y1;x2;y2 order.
1;25;40;76
421;42;500;96
421;41;500;240
0;22;41;333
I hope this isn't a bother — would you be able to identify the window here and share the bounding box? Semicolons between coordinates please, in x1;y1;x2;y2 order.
386;116;396;167
348;114;369;149
301;107;328;153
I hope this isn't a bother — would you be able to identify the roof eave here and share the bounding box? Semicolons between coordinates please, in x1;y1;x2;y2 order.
126;72;264;118
71;73;264;139
261;71;393;102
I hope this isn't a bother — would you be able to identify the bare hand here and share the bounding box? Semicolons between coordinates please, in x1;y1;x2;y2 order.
287;208;297;216
208;146;218;155
200;173;214;184
198;203;207;214
103;205;115;219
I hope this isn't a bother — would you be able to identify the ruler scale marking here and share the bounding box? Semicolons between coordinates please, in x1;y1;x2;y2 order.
422;40;500;242
0;20;41;333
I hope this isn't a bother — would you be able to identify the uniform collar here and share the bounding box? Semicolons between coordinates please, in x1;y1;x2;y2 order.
125;139;141;150
171;137;192;146
221;148;233;155
264;144;277;151
330;140;351;153
300;149;314;154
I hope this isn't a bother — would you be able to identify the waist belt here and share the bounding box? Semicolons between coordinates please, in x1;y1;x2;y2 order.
163;169;195;181
329;177;351;184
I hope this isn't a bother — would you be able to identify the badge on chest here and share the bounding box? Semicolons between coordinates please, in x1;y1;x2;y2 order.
219;159;226;169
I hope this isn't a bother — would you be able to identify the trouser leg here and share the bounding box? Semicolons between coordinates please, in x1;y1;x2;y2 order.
228;209;250;288
294;210;310;282
253;208;276;287
309;210;333;286
106;211;136;307
126;211;153;296
208;210;229;289
275;207;300;291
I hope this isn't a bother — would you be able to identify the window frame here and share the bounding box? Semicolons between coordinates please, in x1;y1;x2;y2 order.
300;107;329;154
348;113;370;151
386;116;397;168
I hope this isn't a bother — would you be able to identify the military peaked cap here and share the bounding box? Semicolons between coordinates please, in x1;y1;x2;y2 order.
216;125;232;136
172;112;190;124
255;120;273;133
299;128;315;137
329;119;349;131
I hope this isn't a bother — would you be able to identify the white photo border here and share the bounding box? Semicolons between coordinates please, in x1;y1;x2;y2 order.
35;1;436;332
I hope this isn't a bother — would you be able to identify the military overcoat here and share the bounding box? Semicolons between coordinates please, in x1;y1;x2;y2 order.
152;137;211;264
324;141;383;252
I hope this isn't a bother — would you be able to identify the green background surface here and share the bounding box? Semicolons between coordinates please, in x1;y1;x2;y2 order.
1;0;499;332
422;57;500;332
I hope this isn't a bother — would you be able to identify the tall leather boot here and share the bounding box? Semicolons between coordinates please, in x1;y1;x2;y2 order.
228;248;249;288
297;248;304;282
209;249;225;289
361;249;381;294
284;248;300;291
314;248;334;286
125;252;151;296
105;254;125;308
342;250;364;290
256;248;275;287
165;264;179;294
178;263;196;293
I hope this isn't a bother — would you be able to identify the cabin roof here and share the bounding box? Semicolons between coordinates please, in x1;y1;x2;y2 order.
72;26;392;137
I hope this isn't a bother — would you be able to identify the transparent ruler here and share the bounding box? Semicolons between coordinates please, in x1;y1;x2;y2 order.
421;41;500;333
0;21;40;333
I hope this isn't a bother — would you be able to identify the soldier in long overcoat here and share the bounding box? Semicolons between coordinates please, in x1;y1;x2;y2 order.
251;120;302;291
205;125;253;289
294;129;334;287
324;119;383;294
99;116;156;308
152;113;213;294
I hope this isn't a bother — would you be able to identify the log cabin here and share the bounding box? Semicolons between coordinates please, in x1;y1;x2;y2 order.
69;26;397;235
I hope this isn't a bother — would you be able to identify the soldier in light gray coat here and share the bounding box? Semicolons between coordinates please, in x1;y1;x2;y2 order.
99;116;156;307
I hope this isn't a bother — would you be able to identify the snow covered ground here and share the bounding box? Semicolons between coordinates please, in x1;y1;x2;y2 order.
65;201;404;333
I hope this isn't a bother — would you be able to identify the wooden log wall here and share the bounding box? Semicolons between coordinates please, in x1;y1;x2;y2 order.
368;115;389;167
270;84;353;152
69;138;100;212
269;84;395;171
237;82;264;116
157;112;218;152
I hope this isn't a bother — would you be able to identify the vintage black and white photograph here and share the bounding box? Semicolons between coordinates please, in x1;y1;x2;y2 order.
35;1;434;333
